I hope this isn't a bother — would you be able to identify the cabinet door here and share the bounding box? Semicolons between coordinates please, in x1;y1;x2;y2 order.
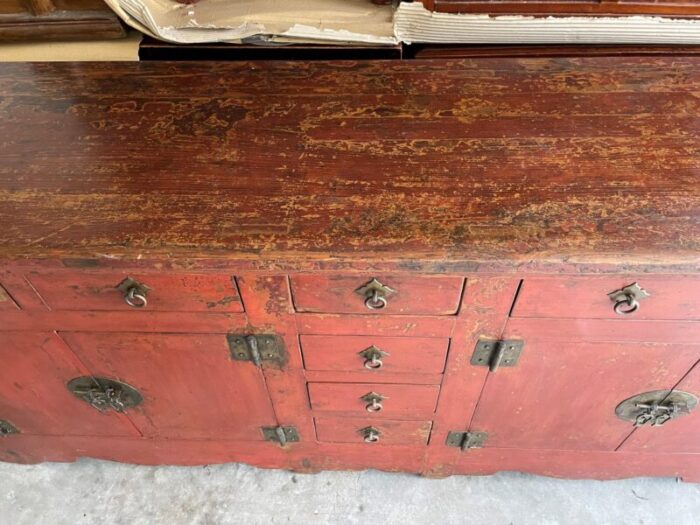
0;332;135;436
466;321;700;451
60;333;278;440
620;361;700;453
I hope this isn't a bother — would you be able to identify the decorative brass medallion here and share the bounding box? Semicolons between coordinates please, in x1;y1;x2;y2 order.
67;376;143;413
615;390;697;427
0;419;18;437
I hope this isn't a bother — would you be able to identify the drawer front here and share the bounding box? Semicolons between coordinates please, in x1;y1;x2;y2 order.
291;275;464;315
308;383;440;418
315;417;432;445
301;335;449;374
512;276;700;321
26;271;243;312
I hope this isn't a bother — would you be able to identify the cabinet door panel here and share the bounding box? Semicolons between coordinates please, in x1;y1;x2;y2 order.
60;332;277;440
469;338;700;451
0;332;134;436
621;361;700;453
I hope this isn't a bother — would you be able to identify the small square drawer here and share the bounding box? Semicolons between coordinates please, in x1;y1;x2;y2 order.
301;335;449;374
26;271;244;312
290;274;464;315
512;276;700;321
315;417;432;445
308;382;440;419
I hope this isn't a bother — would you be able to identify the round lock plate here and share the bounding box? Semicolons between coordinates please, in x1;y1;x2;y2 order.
67;376;143;412
615;390;698;423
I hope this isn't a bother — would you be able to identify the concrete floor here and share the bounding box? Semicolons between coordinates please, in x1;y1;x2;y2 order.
1;460;699;524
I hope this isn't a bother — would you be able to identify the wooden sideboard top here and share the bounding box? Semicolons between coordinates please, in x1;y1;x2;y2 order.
0;59;698;269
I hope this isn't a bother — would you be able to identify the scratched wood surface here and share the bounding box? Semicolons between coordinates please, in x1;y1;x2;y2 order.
0;59;698;266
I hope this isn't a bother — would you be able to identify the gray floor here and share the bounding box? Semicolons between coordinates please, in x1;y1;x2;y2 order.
1;459;699;525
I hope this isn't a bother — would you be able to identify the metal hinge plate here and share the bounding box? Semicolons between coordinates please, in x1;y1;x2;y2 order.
0;419;19;437
446;431;488;451
227;334;287;367
261;426;300;446
471;338;524;372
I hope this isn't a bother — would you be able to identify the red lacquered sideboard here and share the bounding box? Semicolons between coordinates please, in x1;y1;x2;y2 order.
0;59;699;481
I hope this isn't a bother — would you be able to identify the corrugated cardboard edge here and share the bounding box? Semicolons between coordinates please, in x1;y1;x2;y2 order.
0;30;142;62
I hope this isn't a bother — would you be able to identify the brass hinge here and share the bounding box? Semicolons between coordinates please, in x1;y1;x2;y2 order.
261;426;300;446
445;431;488;451
0;419;19;437
471;338;524;372
227;334;287;367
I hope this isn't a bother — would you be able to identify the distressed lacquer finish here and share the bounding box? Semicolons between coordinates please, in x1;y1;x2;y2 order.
0;59;698;267
0;59;699;481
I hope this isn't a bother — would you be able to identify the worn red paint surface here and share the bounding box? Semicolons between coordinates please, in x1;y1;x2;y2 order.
0;59;699;480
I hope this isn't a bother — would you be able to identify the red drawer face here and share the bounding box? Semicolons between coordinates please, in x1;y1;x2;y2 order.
512;276;700;321
26;272;243;312
315;417;432;445
308;383;440;418
290;275;464;315
301;335;449;374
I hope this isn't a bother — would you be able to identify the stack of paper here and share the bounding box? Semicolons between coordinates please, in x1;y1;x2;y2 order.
395;1;700;44
102;0;398;45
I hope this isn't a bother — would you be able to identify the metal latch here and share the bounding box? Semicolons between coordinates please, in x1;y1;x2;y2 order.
446;431;488;451
615;390;698;427
227;334;287;367
67;376;143;413
261;426;299;446
0;419;18;437
471;338;524;372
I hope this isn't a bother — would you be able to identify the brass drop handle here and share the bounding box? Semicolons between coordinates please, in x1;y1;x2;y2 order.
358;345;389;370
362;391;385;413
360;426;381;443
116;277;150;309
355;278;396;311
607;282;650;316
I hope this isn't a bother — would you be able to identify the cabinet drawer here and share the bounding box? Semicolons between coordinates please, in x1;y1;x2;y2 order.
315;417;432;445
301;335;449;374
512;276;700;321
291;275;463;315
308;383;440;418
26;271;243;312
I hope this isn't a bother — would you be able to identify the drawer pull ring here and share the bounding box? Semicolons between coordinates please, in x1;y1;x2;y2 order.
607;282;650;316
364;356;383;370
359;345;389;370
360;426;381;443
613;297;639;315
125;288;148;308
355;278;396;311
365;290;387;310
361;391;385;413
116;277;151;309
